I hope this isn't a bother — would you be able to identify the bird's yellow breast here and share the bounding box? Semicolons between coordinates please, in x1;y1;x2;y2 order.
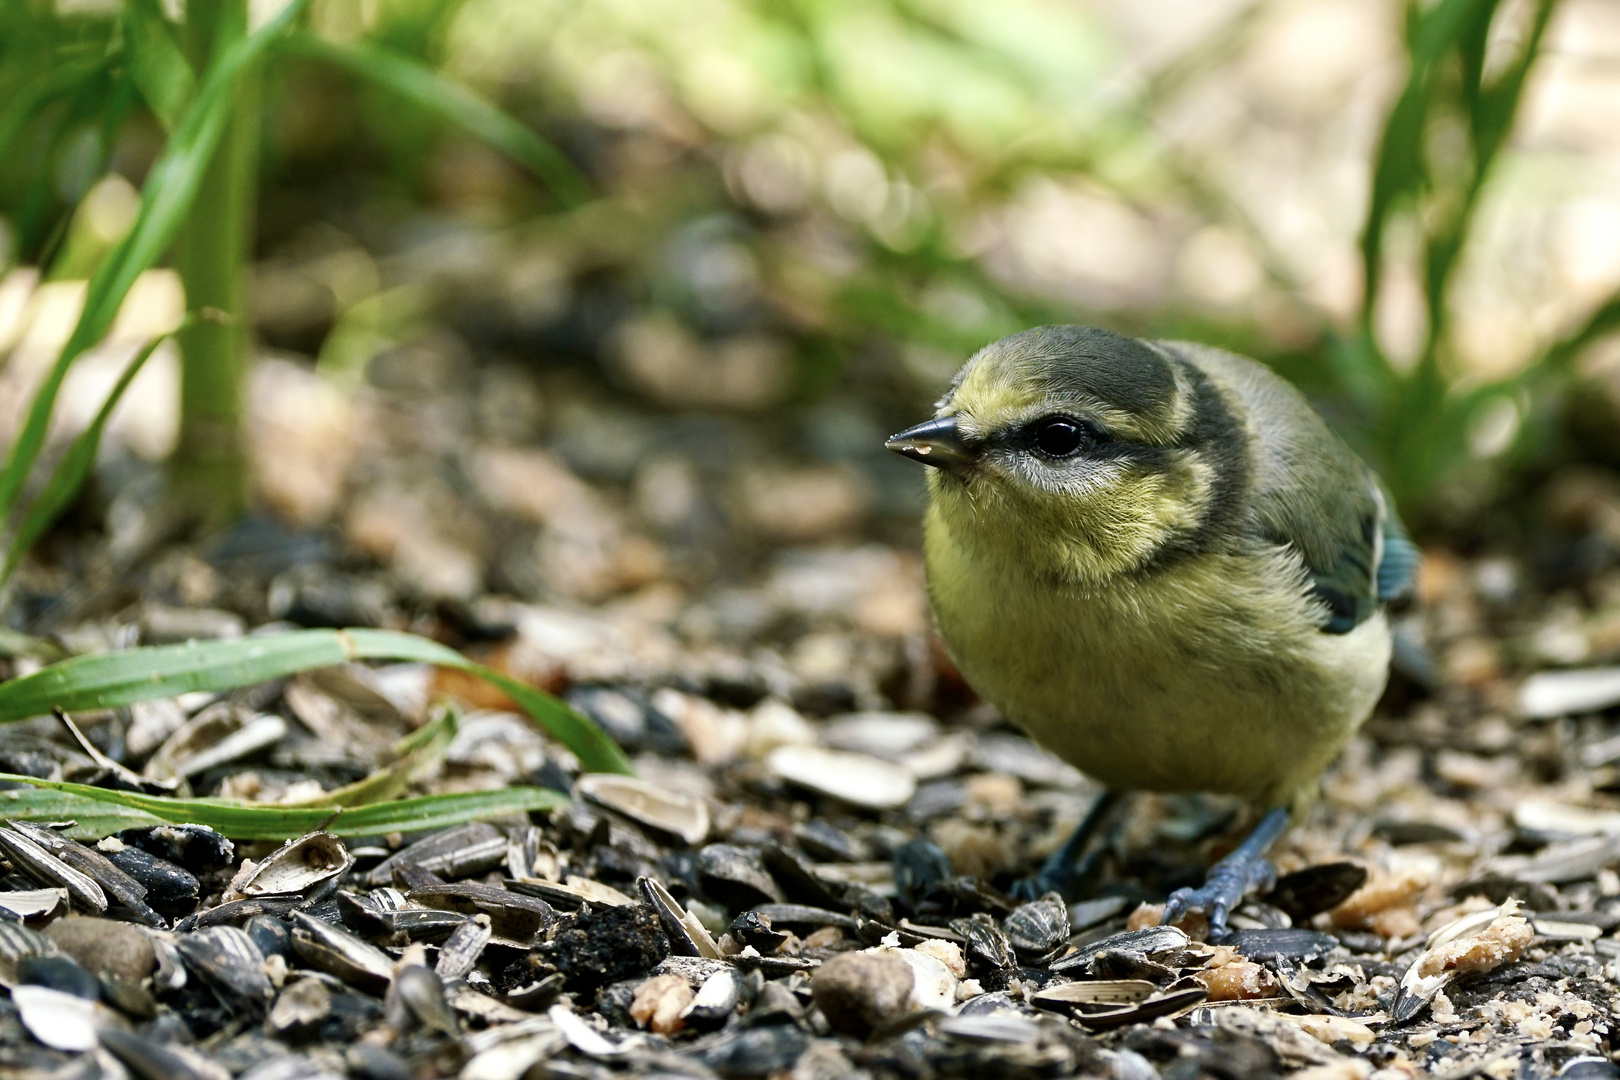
924;504;1390;810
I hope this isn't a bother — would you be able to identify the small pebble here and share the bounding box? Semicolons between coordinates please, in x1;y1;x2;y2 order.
810;950;918;1036
43;915;157;982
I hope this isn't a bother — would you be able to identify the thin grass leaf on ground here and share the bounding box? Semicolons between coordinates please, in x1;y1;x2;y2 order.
291;706;460;808
0;774;568;840
0;627;632;775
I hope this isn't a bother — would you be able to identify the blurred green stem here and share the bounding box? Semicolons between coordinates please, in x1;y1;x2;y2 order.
173;0;256;526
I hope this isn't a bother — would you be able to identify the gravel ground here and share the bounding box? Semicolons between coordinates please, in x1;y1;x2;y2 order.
6;325;1620;1079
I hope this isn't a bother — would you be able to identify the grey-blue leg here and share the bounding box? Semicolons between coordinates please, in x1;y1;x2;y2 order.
1011;789;1123;902
1160;806;1291;936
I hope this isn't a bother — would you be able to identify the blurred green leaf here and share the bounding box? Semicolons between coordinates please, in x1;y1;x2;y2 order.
124;0;196;132
0;627;632;775
286;33;591;207
0;0;308;540
3;332;171;583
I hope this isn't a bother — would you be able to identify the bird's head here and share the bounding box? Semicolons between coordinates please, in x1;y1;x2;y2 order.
887;326;1241;585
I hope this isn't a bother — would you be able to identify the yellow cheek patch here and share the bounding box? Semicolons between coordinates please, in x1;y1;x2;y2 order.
929;451;1216;586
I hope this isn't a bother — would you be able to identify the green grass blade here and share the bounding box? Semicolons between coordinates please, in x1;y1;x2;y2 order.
1358;0;1493;327
0;0;308;528
0;627;632;775
336;788;569;834
0;628;65;663
2;333;171;585
125;0;196;132
0;786;166;838
285;33;590;207
298;707;458;807
339;628;632;775
0;774;567;840
0;632;350;716
0;57;107;169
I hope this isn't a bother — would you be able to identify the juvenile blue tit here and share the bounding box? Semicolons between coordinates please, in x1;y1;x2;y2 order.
887;326;1417;930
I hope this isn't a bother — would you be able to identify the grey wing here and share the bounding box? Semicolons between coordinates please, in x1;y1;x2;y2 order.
1298;485;1416;633
1167;340;1417;634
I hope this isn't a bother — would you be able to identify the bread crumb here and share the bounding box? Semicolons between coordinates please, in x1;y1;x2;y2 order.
802;925;846;949
1289;1062;1371;1080
912;939;965;979
1128;901;1208;939
1292;1014;1377;1047
1332;867;1429;931
1198;958;1278;1000
1416;912;1533;979
630;973;693;1034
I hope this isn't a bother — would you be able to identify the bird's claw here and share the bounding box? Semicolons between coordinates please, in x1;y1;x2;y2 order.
1160;853;1277;938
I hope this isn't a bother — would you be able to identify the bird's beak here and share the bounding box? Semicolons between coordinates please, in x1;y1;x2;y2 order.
886;416;973;472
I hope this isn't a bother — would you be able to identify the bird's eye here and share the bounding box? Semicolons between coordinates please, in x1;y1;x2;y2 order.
1033;417;1086;457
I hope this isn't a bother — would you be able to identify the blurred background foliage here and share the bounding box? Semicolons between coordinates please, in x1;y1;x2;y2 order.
5;0;1620;602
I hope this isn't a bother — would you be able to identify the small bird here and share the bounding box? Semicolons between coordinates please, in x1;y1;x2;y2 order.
886;326;1417;932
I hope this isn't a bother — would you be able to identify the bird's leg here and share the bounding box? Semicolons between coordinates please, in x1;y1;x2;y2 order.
1160;806;1290;937
1010;789;1123;902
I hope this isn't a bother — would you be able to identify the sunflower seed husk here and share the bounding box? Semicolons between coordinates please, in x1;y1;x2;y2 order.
100;1027;233;1080
682;966;745;1029
389;964;459;1035
1003;893;1069;960
0;922;56;987
1050;925;1193;973
11;983;100;1051
391;907;470;943
504;826;560;882
462;1020;568;1080
1032;979;1157;1005
145;703;289;781
290;911;395;992
765;745;916;809
175;925;275;1011
9;824;161;926
750;904;858;933
698;844;783;908
1392;897;1535;1023
230;831;354;898
640;876;722;959
436;914;493;981
363;823;507;886
97;840;200;916
575;774;710;846
407;883;553;944
1038;978;1209;1030
951;913;1014;970
0;826;107;914
117;824;235;873
505;876;636;910
0;888;67;923
270;977;334;1036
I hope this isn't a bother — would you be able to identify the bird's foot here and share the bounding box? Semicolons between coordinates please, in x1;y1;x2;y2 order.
1009;851;1094;903
1160;806;1291;939
1160;853;1276;937
1009;790;1123;903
